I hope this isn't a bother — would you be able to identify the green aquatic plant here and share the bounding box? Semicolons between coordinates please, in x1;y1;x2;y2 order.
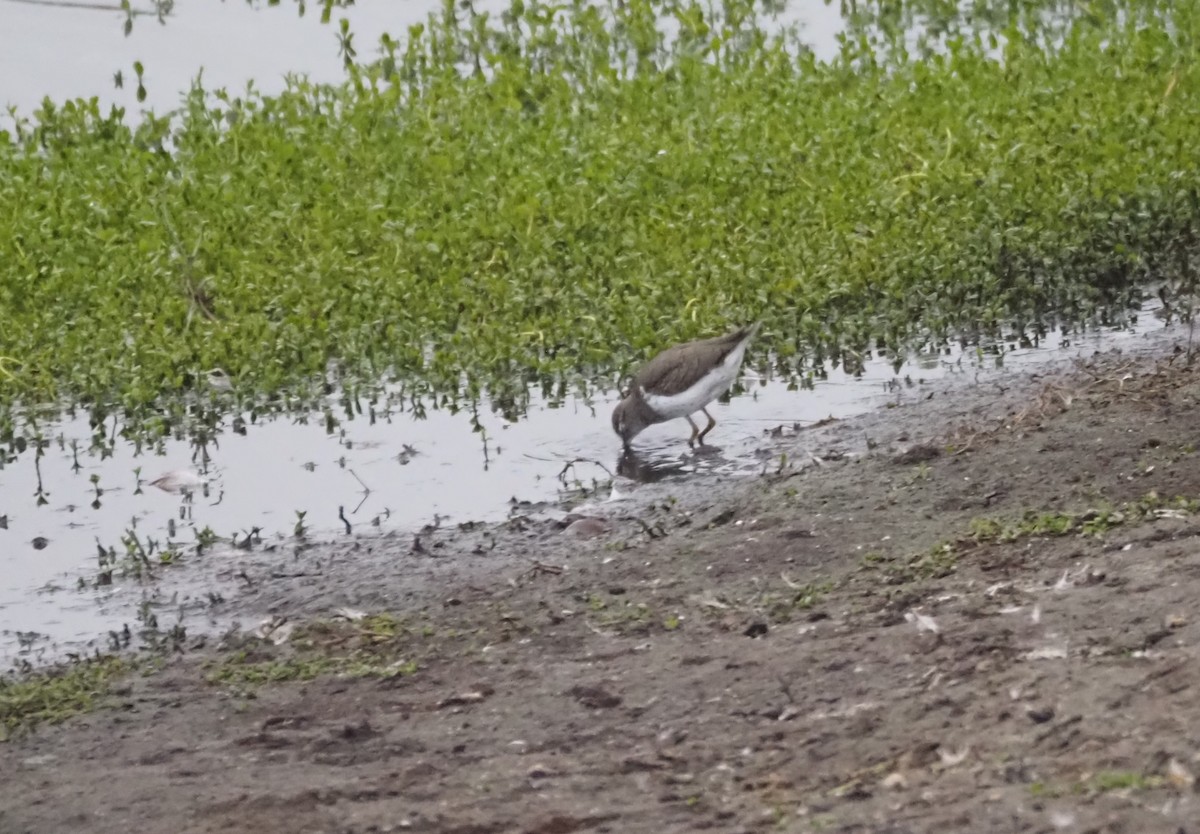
118;0;358;37
0;655;130;738
1;0;1198;451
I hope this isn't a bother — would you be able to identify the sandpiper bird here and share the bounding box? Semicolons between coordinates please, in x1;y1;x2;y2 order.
612;322;761;448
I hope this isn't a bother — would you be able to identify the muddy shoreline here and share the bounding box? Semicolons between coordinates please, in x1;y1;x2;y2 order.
5;330;1200;833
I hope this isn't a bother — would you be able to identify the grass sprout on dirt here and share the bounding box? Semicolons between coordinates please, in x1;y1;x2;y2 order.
0;655;130;739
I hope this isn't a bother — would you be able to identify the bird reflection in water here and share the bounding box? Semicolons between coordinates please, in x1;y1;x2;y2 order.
616;445;724;483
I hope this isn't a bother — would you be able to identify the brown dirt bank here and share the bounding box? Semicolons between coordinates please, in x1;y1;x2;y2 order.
5;338;1200;834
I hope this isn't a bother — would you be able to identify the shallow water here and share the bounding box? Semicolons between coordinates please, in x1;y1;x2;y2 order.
0;0;849;118
0;298;1171;663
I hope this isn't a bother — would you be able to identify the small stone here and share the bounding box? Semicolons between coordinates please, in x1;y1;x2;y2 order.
891;443;940;465
564;517;610;539
1165;613;1187;629
21;754;57;767
1048;810;1076;829
1026;706;1055;724
568;685;622;709
881;771;908;790
708;508;737;527
938;746;969;767
657;728;687;746
744;622;768;638
1167;758;1195;790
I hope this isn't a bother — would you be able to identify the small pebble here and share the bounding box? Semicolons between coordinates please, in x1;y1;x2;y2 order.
1026;706;1055;724
564;517;610;539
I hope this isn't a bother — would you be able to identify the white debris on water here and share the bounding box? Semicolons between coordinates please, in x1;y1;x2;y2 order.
148;468;207;494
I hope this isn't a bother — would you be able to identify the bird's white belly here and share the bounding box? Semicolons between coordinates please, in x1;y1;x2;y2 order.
641;342;747;420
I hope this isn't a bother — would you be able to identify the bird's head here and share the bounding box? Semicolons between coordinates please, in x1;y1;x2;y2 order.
611;396;647;447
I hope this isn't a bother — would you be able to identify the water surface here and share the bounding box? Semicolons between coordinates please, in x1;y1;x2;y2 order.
0;0;849;117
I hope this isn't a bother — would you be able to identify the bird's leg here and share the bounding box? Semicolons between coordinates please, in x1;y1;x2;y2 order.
686;415;701;448
697;407;718;444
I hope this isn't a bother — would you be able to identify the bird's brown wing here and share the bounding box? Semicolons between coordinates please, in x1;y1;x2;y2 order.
632;326;756;397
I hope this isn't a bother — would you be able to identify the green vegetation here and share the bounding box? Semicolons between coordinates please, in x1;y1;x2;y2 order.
900;541;960;580
0;613;423;734
969;494;1200;543
206;613;422;686
764;579;831;620
206;651;418;686
2;0;1199;448
875;493;1200;581
1031;769;1168;797
1087;770;1165;792
128;1;357;33
0;655;130;738
585;592;659;633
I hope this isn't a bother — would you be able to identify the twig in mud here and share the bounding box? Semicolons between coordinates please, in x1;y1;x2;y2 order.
1078;359;1136;383
780;572;808;590
552;456;616;483
349;468;371;495
950;433;978;456
584;621;617;638
628;516;667;539
777;674;797;704
526;560;564;576
421;514;447;534
234;527;261;550
524;453;617;484
762;450;826;479
1189;306;1196;363
1034;714;1082;747
338;505;352;535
